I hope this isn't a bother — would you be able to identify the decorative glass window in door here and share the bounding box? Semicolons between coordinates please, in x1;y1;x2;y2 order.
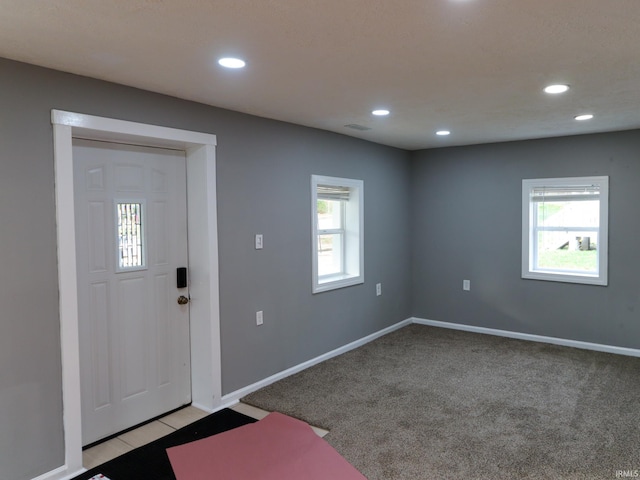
116;201;146;271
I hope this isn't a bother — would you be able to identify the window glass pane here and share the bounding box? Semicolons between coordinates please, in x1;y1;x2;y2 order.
317;233;343;276
536;231;598;273
536;200;599;228
317;199;343;230
117;202;144;269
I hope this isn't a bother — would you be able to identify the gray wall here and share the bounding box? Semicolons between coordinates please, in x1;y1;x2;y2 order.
410;131;640;348
0;58;412;479
6;51;640;480
218;120;413;392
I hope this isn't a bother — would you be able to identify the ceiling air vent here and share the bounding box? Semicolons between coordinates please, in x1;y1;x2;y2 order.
344;124;371;131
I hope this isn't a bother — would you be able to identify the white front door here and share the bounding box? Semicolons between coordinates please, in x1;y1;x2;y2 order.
73;138;191;446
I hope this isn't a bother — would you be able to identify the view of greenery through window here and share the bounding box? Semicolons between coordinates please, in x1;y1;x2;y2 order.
317;199;343;276
537;247;597;271
535;200;598;273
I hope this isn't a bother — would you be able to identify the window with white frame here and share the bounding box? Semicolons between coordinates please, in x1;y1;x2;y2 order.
522;176;608;285
312;175;363;293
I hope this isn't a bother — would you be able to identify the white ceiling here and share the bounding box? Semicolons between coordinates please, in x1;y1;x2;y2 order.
2;0;639;150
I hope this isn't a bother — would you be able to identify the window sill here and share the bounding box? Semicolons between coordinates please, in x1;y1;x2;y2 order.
313;273;363;293
522;269;607;286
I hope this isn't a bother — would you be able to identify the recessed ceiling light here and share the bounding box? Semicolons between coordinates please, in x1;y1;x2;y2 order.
436;130;451;136
544;84;570;94
372;109;390;116
575;114;594;121
218;57;246;69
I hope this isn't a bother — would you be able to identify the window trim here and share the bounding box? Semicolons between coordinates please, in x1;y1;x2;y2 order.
522;176;609;286
311;175;364;293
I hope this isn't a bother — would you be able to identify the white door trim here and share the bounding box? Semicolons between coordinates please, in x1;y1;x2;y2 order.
51;110;222;479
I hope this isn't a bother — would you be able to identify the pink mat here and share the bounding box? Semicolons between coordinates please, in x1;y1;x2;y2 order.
167;412;366;480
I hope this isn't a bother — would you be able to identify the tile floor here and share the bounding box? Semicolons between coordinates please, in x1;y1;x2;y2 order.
82;403;328;469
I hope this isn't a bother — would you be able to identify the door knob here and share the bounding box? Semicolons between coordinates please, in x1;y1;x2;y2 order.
177;295;189;305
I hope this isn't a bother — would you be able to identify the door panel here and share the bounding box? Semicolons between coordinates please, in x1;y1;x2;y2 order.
88;281;110;409
118;275;147;399
74;139;191;446
88;201;108;272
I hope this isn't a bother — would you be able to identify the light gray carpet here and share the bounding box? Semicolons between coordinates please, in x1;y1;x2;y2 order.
242;324;640;479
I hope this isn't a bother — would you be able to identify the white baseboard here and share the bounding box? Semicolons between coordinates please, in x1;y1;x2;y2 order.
31;466;67;480
221;318;413;404
31;465;85;480
411;317;640;357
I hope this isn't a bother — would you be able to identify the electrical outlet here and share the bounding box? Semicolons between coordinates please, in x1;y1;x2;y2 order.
376;283;382;296
463;279;471;291
256;310;263;326
255;234;263;250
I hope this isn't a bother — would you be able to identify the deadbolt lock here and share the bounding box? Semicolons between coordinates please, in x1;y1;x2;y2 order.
177;295;189;305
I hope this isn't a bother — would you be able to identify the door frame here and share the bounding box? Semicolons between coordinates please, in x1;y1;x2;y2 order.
52;110;223;477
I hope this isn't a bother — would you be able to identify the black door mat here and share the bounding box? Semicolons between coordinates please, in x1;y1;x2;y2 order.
72;408;256;480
